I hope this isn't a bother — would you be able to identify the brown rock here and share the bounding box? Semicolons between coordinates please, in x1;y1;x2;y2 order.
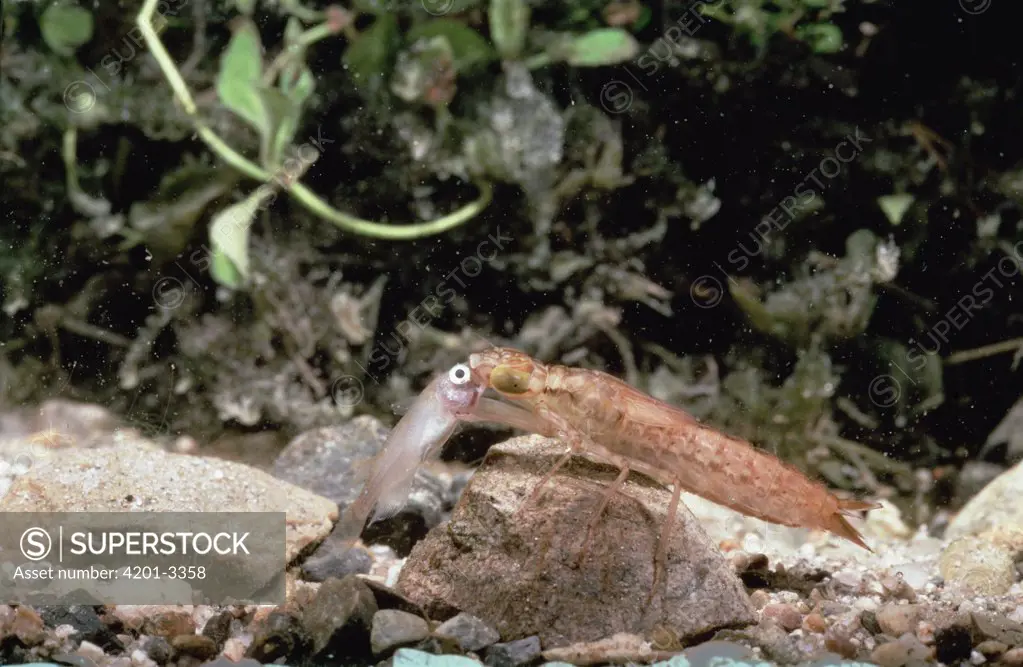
803;612;827;634
1001;646;1023;666
146;609;196;638
10;605;46;646
395;436;756;648
976;640;1008;658
762;603;802;631
875;604;920;637
870;634;932;667
171;634;219;659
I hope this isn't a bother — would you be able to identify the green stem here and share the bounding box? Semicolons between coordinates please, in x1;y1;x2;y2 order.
135;0;491;240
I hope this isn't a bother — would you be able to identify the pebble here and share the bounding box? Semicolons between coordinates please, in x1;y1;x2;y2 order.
302;538;373;582
1001;647;1023;666
301;575;378;661
802;612;827;634
975;640;1007;658
248;610;309;663
749;590;771;609
761;603;802;631
9;605;46;646
75;640;106;662
392;648;484;666
433;612;501;652
371;609;431;656
870;634;931;667
38;604;121;650
147;609;196;638
143;636;174;663
485;636;542;667
875;604;919;636
171;634;218;660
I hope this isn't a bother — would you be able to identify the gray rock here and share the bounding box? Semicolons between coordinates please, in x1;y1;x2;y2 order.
397;436;756;648
372;609;431;655
38;605;120;650
301;535;373;582
485;636;542;667
273;418;450;554
433;612;501;652
0;444;338;563
301;575;378;661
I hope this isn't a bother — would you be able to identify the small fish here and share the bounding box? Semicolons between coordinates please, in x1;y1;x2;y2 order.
336;363;549;548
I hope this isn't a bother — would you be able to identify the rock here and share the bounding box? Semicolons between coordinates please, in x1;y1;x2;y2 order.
301;575;378;662
947;458;1023;539
433;612;500;652
200;658;262;667
875;604;920;637
935;624;973;665
273;419;449;555
865;500;912;540
939;537;1016;596
146;609;196;638
971;612;1023;647
143;636;174;663
392;648;483;667
870;634;931;667
396;436;756;647
371;610;431;655
485;636;542;667
361;577;429;618
540;632;674;665
975;640;1008;659
171;634;218;660
301;535;373;582
803;612;827;634
0;443;338;562
1002;647;1023;666
761;603;802;631
38;604;121;650
247;610;310;663
75;640;106;663
8;606;46;646
200;610;234;647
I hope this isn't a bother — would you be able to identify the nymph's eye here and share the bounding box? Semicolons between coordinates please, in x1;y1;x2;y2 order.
448;363;471;385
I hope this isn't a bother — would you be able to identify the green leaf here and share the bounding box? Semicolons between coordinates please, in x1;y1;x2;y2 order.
558;28;639;67
796;22;843;53
209;188;274;288
216;20;269;136
39;2;93;56
257;87;302;168
878;194;915;226
489;0;529;60
344;13;400;95
407;19;496;71
271;66;316;168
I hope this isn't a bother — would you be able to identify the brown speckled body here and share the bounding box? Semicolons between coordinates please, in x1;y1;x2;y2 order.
468;347;875;548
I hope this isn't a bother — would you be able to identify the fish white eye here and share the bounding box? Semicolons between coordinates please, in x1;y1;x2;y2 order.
448;363;471;385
